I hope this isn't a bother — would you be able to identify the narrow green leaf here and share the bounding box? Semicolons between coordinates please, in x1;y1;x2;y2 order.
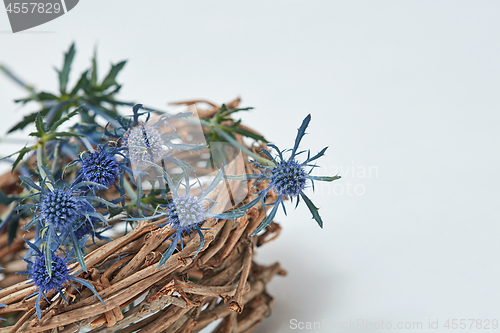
53;132;85;139
309;175;341;182
35;113;45;135
212;125;274;166
14;91;57;103
8;109;49;133
7;217;19;246
108;206;124;218
100;60;126;91
232;126;267;142
50;107;81;132
36;92;58;101
223;174;260;181
90;47;98;87
70;70;89;95
80;103;120;127
12;146;35;171
0;64;31;90
44;101;72;130
28;132;42;138
58;43;76;94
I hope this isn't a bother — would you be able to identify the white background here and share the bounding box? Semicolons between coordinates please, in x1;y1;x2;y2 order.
1;1;500;332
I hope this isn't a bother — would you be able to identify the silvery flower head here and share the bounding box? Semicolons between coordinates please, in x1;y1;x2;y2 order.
105;104;206;175
123;122;165;169
127;165;245;267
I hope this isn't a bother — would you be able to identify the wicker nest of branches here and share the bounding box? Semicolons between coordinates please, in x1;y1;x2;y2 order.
0;98;290;333
0;45;338;333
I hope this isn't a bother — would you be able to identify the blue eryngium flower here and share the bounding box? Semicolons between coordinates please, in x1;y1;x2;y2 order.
18;167;114;271
20;240;105;319
126;166;245;267
79;145;122;188
233;114;340;234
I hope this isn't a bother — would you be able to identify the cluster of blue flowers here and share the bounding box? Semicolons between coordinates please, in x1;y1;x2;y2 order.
6;103;338;320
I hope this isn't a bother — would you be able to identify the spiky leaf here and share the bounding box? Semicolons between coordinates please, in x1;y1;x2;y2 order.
300;192;323;228
58;43;76;94
292;114;311;158
100;61;126;91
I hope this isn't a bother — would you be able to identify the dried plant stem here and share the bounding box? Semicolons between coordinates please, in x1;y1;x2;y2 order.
229;240;253;314
198;219;232;267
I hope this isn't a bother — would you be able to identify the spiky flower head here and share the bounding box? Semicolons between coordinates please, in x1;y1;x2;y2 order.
165;195;206;231
39;189;80;232
270;159;307;197
123;123;164;169
80;146;121;188
21;240;105;319
29;251;70;296
235;114;340;234
126;167;246;267
18;170;115;271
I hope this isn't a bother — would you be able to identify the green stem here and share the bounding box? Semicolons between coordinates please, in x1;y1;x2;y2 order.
50;142;60;175
122;177;154;213
37;143;53;190
122;178;137;201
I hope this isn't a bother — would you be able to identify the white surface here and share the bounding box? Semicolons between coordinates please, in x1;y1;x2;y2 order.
1;1;500;332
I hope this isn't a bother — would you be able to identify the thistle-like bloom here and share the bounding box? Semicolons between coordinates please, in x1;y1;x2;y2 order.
128;167;245;267
105;104;205;173
38;188;82;232
123;123;165;168
18;168;114;271
106;104;166;170
20;240;104;319
236;114;340;234
270;159;308;197
79;145;122;188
